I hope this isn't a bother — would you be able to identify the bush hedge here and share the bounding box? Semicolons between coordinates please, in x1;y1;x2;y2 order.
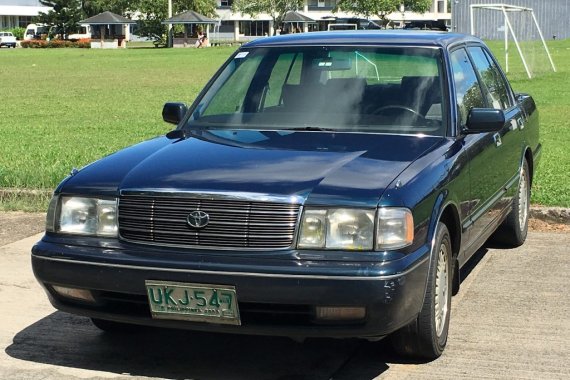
20;39;91;48
9;27;25;40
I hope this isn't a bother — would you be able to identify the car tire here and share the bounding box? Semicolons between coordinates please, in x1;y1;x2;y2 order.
492;160;530;247
391;222;452;360
91;318;141;333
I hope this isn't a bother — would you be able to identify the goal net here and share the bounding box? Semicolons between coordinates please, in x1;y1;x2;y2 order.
470;4;556;78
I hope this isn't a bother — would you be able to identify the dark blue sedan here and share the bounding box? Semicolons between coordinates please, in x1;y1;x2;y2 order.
32;31;540;360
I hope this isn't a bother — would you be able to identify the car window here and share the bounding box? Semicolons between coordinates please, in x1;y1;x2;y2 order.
191;46;446;136
468;47;512;110
450;48;485;127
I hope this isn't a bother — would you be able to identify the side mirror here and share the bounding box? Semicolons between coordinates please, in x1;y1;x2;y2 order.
162;102;188;125
464;108;505;133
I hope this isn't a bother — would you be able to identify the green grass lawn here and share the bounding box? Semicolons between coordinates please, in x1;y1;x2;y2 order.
487;40;570;207
0;40;568;210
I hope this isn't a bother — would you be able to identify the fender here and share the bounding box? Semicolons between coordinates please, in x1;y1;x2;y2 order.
418;190;457;305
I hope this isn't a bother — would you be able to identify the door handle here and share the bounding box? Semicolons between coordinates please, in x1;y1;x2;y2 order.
493;133;502;147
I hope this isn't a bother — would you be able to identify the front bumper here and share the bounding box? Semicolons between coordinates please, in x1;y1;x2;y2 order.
31;236;430;339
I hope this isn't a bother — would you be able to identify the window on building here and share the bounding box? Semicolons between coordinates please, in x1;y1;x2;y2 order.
18;16;34;28
219;21;234;33
308;0;335;9
239;21;269;36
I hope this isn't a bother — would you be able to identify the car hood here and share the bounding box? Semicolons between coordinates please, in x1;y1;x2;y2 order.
61;130;444;207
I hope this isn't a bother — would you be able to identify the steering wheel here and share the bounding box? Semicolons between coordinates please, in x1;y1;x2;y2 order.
373;105;423;118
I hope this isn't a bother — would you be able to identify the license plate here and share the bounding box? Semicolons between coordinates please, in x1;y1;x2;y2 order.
145;280;241;325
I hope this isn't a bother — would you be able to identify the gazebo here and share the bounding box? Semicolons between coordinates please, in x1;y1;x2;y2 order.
162;10;218;48
79;11;136;49
282;11;315;34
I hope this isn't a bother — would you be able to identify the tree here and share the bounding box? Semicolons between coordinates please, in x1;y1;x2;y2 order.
232;0;304;35
81;0;131;17
335;0;432;22
36;0;84;38
133;0;218;41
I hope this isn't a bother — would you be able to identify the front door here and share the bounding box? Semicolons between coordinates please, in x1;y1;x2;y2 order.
449;47;515;260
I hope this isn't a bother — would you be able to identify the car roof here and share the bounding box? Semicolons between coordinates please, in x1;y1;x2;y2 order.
242;30;481;49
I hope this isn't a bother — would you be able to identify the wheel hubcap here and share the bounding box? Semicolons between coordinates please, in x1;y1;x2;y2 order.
518;169;529;230
434;244;449;337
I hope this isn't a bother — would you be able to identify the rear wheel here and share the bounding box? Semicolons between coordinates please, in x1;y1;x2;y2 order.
492;160;530;247
391;222;452;360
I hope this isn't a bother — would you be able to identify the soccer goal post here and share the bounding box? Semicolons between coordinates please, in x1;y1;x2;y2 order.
470;3;556;78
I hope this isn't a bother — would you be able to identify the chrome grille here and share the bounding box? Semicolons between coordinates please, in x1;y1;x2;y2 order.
118;195;301;249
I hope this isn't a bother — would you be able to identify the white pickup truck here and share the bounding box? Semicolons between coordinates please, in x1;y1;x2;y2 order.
0;32;17;48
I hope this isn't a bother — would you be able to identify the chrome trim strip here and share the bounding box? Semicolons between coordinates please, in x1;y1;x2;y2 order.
462;169;521;232
32;254;428;281
120;189;306;205
118;236;297;251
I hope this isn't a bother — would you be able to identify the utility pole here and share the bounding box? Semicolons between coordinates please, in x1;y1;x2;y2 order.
167;0;172;47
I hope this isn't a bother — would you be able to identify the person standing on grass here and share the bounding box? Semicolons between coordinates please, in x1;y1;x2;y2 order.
195;29;208;48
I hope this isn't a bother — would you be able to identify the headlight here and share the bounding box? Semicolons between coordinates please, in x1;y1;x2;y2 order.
48;196;118;237
298;208;375;250
298;207;414;251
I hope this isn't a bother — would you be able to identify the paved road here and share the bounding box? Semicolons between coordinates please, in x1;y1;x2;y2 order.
0;232;568;380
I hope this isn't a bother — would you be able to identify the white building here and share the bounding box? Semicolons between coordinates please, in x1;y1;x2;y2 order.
213;0;451;42
0;0;51;30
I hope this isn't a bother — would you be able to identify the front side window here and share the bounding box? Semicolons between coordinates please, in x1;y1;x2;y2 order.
450;48;485;127
188;46;447;136
468;46;512;110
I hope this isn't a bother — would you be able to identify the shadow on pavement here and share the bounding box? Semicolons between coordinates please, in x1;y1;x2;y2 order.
6;312;392;379
6;247;497;379
460;246;490;284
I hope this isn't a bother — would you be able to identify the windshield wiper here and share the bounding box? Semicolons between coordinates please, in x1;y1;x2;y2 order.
284;126;336;132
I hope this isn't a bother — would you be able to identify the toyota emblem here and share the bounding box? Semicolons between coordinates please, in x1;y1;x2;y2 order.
186;210;210;229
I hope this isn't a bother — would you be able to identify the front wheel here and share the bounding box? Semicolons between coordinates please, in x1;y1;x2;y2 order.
391;222;452;360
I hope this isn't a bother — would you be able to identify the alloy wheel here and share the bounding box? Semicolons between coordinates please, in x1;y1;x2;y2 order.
434;243;449;337
518;168;529;231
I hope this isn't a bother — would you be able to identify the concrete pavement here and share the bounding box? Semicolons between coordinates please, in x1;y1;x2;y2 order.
0;231;568;379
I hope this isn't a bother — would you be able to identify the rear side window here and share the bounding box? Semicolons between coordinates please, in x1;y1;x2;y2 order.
450;48;485;127
468;47;512;110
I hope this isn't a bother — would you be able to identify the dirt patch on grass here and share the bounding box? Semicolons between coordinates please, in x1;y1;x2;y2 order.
529;218;570;233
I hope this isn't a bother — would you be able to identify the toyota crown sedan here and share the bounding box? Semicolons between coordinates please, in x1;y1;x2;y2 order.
32;31;540;360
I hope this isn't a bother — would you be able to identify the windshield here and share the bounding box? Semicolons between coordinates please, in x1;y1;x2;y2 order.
186;46;446;136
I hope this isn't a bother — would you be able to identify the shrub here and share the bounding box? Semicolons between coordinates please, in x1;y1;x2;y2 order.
20;39;90;48
9;27;25;40
20;40;47;48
